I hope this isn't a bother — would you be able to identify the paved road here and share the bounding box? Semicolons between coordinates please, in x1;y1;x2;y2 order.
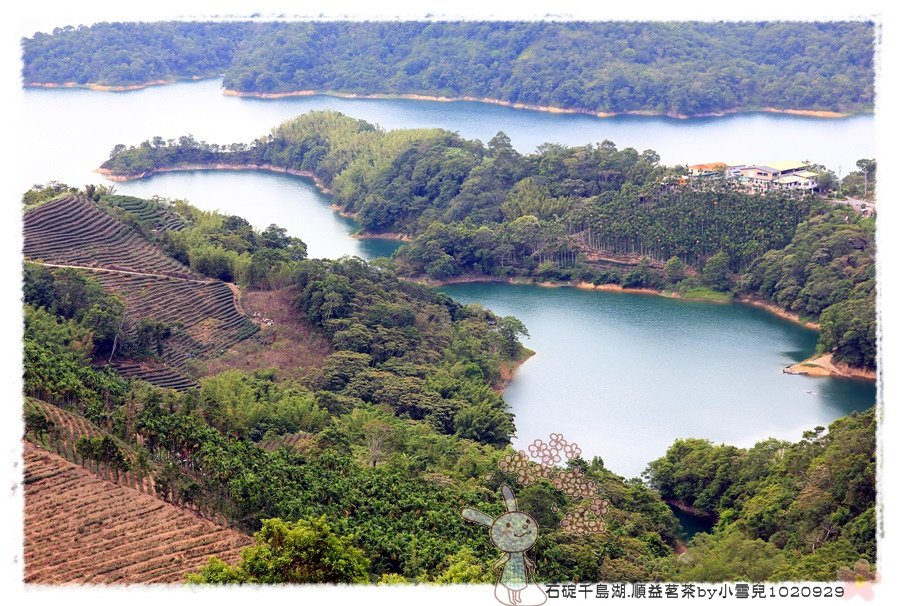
832;196;875;215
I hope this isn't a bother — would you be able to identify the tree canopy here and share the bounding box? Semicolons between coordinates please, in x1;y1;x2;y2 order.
102;111;876;370
23;21;874;116
644;410;876;581
21;184;876;583
187;517;370;583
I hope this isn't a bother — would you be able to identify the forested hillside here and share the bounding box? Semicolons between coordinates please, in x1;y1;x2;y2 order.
22;22;252;85
19;19;878;586
644;409;876;581
740;210;876;368
22;184;689;583
23;21;874;115
101;111;876;371
20;183;877;582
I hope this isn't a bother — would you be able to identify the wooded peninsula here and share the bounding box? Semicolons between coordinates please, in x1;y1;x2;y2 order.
100;111;877;372
22;21;874;117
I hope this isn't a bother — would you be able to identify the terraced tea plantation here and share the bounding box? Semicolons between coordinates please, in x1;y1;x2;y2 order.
23;195;259;389
23;195;196;279
103;194;187;231
25;398;152;490
23;441;252;584
90;271;258;388
24;398;171;494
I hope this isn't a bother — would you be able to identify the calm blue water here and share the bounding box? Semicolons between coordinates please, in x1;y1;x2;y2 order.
115;169;401;260
440;283;874;477
19;80;877;477
672;507;715;541
20;79;874;190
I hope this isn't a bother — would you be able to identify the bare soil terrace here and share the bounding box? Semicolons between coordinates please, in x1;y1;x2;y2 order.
23;441;252;584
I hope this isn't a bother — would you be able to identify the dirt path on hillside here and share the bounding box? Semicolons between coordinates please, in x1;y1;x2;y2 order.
27;261;215;283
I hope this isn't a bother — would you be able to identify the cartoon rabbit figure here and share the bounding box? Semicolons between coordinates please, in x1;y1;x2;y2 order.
463;484;547;606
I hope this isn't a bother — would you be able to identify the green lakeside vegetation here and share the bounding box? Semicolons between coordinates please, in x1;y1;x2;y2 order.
23;21;874;116
644;409;875;581
105;194;310;289
22;183;876;582
100;111;876;371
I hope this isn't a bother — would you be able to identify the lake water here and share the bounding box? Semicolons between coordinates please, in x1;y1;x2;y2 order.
20;79;875;190
115;170;401;260
440;283;874;477
20;81;877;477
672;508;715;541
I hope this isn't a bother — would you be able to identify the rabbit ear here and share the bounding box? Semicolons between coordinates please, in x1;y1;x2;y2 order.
462;508;494;527
501;484;517;512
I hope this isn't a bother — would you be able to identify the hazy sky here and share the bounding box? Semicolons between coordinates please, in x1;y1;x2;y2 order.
12;0;887;37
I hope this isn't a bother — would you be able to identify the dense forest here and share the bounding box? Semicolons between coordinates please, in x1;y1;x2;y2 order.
740;209;876;368
22;184;875;582
22;22;252;85
644;409;876;581
23;21;874;115
20;18;879;585
101;111;876;370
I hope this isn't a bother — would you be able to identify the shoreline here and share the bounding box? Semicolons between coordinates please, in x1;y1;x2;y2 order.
25;75;216;92
351;232;411;242
497;348;536;393
784;353;876;381
99;162;869;381
737;296;820;330
97;164;333;194
99;163;416;242
418;274;876;380
426;275;830;334
223;88;856;120
666;499;717;521
418;273;718;302
330;203;357;219
328;205;412;242
26;78;861;119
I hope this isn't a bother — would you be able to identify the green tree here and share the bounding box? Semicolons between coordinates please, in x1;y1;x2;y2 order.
664;257;686;286
187;517;370;584
434;548;492;583
134;319;173;357
454;401;514;446
702;251;731;292
322;351;372;391
24;406;55;444
75;435;130;480
81;296;125;357
819;297;876;368
675;529;787;582
497;316;529;358
855;159;876;199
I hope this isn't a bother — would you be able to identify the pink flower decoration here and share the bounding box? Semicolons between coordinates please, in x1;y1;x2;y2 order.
564;443;582;459
839;560;878;601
